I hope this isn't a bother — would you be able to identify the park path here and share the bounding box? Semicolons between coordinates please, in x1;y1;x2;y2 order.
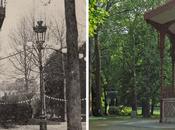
90;119;175;130
0;123;86;130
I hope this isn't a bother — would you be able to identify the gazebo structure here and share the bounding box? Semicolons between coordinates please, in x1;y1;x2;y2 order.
144;0;175;123
0;0;5;29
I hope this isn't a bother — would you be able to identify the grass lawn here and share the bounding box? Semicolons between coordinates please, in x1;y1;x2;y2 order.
137;107;160;118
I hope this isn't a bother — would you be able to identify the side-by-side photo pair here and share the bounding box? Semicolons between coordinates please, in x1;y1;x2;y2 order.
0;0;175;130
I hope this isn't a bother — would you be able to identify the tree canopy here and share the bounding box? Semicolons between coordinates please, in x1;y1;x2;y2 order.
89;0;170;117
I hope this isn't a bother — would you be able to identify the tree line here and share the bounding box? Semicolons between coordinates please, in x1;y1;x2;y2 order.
89;0;172;118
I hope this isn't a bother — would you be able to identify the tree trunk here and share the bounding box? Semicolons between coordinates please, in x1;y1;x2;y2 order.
151;103;154;116
151;98;155;115
92;81;96;115
64;0;82;130
131;34;137;118
89;38;93;116
142;99;150;118
93;32;102;116
24;42;28;91
131;88;137;118
131;90;137;111
104;88;108;115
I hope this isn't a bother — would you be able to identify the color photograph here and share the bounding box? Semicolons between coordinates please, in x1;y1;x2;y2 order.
89;0;175;130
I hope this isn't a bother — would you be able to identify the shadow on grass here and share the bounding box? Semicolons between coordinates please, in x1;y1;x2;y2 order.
90;114;160;122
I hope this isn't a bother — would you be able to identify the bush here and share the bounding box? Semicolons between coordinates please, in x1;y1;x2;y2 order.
0;104;32;124
119;106;132;116
108;106;120;115
108;106;132;116
15;104;32;124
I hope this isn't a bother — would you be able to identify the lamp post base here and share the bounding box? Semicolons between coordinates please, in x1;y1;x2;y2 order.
40;121;47;130
40;115;47;130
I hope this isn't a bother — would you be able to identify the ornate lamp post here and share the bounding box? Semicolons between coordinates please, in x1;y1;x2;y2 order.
33;20;47;130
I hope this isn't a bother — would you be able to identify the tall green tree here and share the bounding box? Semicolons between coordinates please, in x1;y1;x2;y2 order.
89;0;118;116
90;0;170;117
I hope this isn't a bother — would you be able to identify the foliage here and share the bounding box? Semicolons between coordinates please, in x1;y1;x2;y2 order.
108;106;119;115
0;104;32;124
44;52;65;121
119;106;132;116
89;0;109;37
108;106;132;116
90;0;170;117
43;47;86;120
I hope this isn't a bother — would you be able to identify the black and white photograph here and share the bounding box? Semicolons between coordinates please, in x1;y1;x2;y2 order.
0;0;86;130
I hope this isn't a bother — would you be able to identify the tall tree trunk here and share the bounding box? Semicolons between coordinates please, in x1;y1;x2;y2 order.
89;38;93;116
131;89;137;112
64;0;82;130
131;34;137;118
151;98;155;115
24;42;28;92
93;32;102;116
104;88;108;115
142;99;150;118
61;42;66;121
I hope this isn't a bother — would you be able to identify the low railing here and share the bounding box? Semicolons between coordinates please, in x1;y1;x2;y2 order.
162;98;175;123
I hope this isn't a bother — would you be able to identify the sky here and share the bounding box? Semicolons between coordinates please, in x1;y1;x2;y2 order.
0;0;86;82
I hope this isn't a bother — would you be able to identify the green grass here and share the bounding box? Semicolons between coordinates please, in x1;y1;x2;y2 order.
137;107;160;118
90;115;131;121
90;107;160;122
137;107;160;115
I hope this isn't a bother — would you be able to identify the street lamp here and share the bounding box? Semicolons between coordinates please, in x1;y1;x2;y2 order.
33;20;47;130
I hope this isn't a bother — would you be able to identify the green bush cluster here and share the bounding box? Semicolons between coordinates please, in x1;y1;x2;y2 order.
108;106;132;116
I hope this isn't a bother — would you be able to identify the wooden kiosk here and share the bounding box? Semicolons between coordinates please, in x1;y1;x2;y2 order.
144;0;175;123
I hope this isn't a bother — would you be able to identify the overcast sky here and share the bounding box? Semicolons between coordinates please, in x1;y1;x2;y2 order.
0;0;86;82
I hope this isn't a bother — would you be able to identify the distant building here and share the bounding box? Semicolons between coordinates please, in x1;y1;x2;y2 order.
0;77;38;98
14;77;38;93
0;81;17;97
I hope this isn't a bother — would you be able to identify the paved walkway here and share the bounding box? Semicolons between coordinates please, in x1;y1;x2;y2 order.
0;123;86;130
90;119;175;130
121;119;175;129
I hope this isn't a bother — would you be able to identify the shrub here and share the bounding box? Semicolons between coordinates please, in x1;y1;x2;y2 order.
0;104;32;124
15;104;32;124
108;106;132;116
119;106;132;116
108;106;120;115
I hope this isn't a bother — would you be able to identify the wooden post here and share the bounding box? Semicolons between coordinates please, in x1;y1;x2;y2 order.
171;38;175;97
171;35;175;97
159;31;165;123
